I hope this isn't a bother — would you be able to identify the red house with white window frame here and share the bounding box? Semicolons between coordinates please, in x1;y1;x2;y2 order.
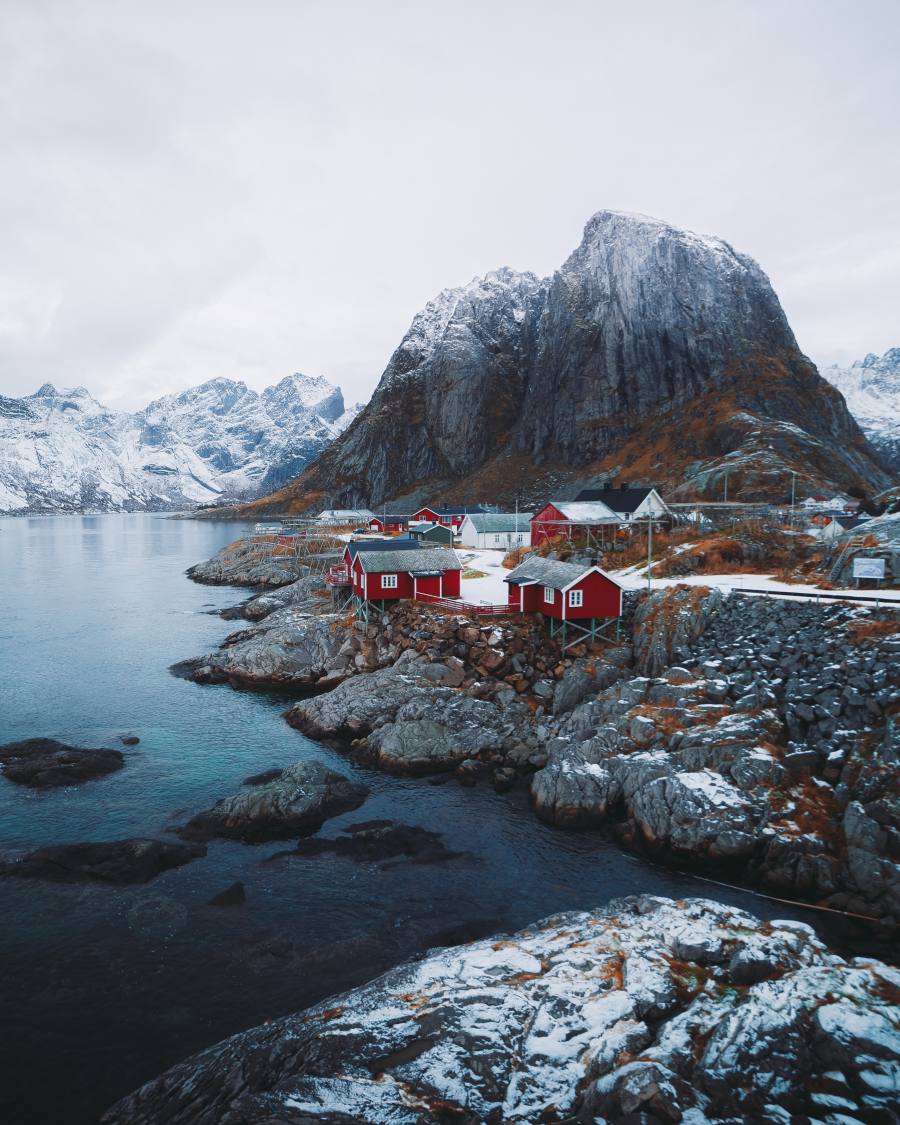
504;557;622;621
411;505;489;529
351;548;462;604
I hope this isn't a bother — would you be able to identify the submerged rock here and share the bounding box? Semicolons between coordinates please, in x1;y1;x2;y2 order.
102;895;900;1124
0;838;205;884
278;822;462;865
207;881;246;908
0;738;124;788
179;760;368;842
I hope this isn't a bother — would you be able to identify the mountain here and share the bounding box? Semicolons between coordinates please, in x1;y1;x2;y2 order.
822;349;900;473
0;374;361;514
244;211;890;516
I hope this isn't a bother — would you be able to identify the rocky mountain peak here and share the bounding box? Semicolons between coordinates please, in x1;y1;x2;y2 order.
245;209;888;516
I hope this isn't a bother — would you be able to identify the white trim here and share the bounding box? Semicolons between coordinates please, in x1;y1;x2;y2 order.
543;586;555;604
381;573;398;589
560;565;625;593
568;589;583;609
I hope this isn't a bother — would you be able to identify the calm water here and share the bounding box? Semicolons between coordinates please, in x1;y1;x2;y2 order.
0;515;878;1124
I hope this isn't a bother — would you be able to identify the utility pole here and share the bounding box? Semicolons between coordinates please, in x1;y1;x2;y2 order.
790;471;796;529
723;468;729;504
647;516;653;592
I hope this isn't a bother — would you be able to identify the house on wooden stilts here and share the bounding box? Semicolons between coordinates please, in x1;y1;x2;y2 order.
504;555;623;651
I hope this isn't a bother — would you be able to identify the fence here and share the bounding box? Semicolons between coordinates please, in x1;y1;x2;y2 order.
413;591;513;616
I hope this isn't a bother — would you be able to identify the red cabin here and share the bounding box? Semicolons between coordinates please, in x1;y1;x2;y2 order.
504;557;622;621
412;505;490;529
352;548;462;603
530;500;620;546
368;514;410;534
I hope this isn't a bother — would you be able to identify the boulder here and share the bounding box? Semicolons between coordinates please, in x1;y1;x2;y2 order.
0;838;205;884
0;738;124;788
179;760;368;842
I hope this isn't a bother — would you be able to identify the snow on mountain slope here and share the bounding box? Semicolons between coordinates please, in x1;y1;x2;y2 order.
0;374;361;514
823;348;900;473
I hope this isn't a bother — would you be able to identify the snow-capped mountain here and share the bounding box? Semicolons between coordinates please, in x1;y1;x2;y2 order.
0;374;361;514
822;349;900;473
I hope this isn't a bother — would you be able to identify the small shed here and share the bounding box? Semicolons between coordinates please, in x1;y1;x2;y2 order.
318;508;376;524
409;522;455;545
575;484;671;523
504;556;623;648
459;512;533;549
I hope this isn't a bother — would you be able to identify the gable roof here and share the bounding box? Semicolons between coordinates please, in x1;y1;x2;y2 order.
411;522;455;537
370;513;410;523
537;499;620;522
356;548;462;573
319;508;376;521
462;512;534;533
575;487;662;513
504;555;623;591
346;538;423;561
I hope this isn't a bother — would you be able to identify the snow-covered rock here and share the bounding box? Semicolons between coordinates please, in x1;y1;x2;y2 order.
102;895;900;1124
823;348;900;472
0;374;362;513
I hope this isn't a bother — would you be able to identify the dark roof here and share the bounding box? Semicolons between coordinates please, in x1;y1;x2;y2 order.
370;514;410;523
410;522;455;538
575;487;656;512
836;516;869;530
346;538;422;561
357;548;462;573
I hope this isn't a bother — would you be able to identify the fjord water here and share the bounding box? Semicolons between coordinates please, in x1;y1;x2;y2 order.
0;515;870;1124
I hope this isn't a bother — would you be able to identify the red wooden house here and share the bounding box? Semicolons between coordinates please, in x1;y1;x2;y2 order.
530;500;620;546
504;557;622;645
351;548;462;604
411;505;489;530
368;514;410;533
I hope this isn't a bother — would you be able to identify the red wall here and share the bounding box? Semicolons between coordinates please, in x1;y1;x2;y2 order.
531;502;568;546
414;575;442;600
352;560;460;602
413;507;440;523
442;569;461;597
507;572;622;619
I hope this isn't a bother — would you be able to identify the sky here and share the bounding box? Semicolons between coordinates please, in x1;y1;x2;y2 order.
1;0;898;410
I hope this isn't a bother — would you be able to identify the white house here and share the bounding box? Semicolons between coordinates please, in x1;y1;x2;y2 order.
574;485;671;523
458;512;533;549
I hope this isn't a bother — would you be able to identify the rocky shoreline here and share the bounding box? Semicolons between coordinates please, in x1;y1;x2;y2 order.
103;894;900;1124
175;546;900;927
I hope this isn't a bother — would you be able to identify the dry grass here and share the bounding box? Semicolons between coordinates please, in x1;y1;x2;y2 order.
461;568;487;579
502;545;533;569
847;619;900;645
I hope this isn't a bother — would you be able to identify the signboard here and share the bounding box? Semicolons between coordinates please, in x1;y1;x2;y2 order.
852;557;885;580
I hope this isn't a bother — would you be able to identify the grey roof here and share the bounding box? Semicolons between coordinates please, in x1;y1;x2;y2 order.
371;513;410;523
463;512;534;533
357;548;462;573
346;538;422;561
424;505;491;516
504;555;620;591
410;522;455;538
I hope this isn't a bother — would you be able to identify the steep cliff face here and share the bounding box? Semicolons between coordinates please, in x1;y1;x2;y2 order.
247;211;889;514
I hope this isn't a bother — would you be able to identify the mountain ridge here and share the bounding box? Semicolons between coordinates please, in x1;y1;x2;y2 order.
243;210;890;516
0;374;361;514
822;348;900;473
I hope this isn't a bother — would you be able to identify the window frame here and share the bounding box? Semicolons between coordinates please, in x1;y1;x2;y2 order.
381;573;398;589
568;588;584;609
543;586;555;604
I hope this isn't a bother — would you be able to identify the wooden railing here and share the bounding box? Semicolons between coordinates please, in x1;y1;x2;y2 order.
326;565;351;586
414;591;513;616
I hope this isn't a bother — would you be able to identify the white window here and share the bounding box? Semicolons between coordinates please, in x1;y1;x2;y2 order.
568;589;583;609
381;574;398;589
544;586;555;604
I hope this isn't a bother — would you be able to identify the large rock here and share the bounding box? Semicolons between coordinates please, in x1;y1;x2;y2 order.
179;760;368;842
187;540;305;587
0;737;124;788
241;574;329;620
173;609;355;689
102;895;900;1125
0;838;205;884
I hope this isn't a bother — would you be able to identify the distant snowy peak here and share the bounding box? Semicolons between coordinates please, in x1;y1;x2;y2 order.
823;348;900;473
0;371;362;514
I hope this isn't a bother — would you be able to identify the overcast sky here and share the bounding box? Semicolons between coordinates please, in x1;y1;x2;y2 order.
1;0;897;410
